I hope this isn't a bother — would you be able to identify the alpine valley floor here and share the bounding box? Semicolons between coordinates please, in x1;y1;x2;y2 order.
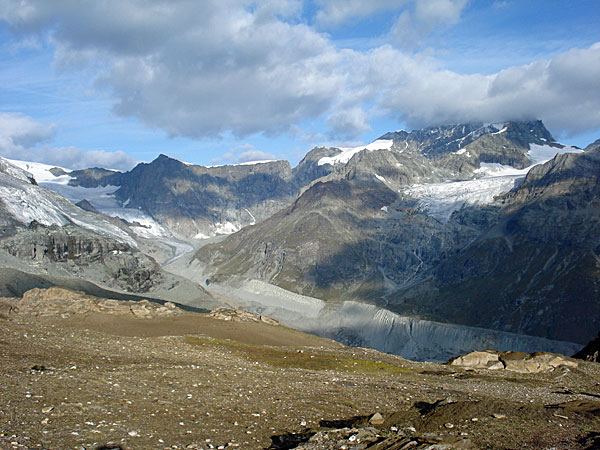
1;297;599;450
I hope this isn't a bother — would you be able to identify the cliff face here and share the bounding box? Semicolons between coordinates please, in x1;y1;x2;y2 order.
0;158;217;308
389;147;600;344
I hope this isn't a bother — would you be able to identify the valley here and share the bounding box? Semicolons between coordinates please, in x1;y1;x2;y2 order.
1;120;598;360
1;120;599;449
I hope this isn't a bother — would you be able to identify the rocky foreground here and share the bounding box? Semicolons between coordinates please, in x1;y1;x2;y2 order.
1;289;599;450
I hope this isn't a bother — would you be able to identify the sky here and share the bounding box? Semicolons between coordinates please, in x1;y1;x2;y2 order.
0;0;599;171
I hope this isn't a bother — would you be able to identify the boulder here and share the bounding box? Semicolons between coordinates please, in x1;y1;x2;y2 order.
209;307;279;325
369;412;385;426
448;350;501;369
448;350;578;373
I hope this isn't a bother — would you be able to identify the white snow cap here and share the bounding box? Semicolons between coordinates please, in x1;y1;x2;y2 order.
318;140;394;166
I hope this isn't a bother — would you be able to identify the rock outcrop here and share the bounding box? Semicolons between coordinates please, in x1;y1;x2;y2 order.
208;307;279;325
0;287;183;319
573;332;600;362
448;350;578;373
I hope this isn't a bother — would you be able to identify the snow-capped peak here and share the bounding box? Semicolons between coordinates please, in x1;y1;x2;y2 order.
318;139;394;166
404;142;583;223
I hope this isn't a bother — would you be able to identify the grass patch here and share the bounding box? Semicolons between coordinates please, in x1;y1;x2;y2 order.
184;335;412;374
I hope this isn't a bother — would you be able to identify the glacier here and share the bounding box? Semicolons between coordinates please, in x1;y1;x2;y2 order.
206;278;580;362
404;143;584;222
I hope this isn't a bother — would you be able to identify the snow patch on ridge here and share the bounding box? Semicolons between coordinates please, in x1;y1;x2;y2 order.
318;139;394;166
6;159;171;239
215;221;240;235
527;143;582;165
6;159;73;185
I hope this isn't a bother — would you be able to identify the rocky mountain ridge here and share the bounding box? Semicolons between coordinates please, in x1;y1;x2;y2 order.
195;121;598;345
2;120;597;357
0;157;219;310
66;150;340;239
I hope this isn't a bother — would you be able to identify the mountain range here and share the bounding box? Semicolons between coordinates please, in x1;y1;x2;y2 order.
1;119;597;359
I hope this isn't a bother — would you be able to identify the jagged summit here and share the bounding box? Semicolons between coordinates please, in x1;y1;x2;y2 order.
378;120;558;157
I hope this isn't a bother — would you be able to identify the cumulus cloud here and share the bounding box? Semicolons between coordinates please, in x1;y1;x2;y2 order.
47;147;138;171
0;112;137;170
0;1;599;144
215;144;277;165
1;0;344;139
364;43;600;134
326;106;371;139
0;112;55;149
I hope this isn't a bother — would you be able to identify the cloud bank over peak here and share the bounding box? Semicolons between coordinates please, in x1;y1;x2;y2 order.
0;0;598;146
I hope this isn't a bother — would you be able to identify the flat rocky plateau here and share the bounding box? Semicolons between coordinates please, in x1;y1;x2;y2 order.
1;291;599;450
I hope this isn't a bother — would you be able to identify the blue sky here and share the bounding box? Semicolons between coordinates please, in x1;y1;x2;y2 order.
0;0;599;170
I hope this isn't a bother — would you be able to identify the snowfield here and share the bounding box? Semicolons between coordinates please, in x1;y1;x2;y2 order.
6;158;169;239
0;166;137;247
405;175;522;222
404;143;584;222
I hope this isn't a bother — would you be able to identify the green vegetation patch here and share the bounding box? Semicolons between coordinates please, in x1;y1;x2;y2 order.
184;335;412;374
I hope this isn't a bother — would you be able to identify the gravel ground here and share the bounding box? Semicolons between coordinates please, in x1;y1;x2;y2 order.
1;311;599;450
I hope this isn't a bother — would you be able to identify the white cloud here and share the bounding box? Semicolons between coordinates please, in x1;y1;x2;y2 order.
361;43;600;134
315;0;407;27
0;112;55;149
391;0;468;48
0;1;599;146
0;112;137;170
1;1;344;139
414;0;468;26
215;144;277;164
326;106;371;139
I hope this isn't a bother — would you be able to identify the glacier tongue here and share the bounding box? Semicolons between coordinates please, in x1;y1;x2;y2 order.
404;175;523;222
211;279;580;362
404;144;584;222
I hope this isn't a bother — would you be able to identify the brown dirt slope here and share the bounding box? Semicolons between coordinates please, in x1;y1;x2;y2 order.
0;289;599;450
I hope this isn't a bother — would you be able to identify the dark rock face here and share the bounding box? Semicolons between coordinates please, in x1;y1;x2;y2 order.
585;138;600;151
292;147;341;187
573;332;600;362
197;122;600;345
68;167;123;188
75;199;99;213
378;120;553;160
390;148;600;344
